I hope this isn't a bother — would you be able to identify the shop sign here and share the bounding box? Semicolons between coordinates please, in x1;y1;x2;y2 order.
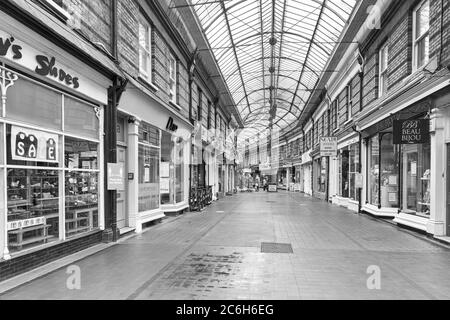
8;217;46;231
107;163;125;190
166;117;178;132
11;125;59;163
393;119;430;144
319;137;337;157
0;29;107;104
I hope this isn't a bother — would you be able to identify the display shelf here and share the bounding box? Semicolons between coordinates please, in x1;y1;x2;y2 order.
8;223;53;250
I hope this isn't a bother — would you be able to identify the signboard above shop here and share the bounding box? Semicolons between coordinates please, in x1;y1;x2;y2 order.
393;119;430;144
319;137;337;157
0;29;107;104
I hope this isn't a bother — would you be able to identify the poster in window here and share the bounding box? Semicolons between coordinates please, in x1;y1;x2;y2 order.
161;162;170;177
11;125;59;163
388;192;397;202
160;178;170;193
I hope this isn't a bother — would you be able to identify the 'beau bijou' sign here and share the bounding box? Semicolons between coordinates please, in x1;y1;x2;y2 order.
393;119;430;144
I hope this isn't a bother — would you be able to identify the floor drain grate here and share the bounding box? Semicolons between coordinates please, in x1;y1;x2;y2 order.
261;242;293;253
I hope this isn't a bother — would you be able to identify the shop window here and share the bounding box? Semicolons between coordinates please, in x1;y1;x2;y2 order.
339;149;349;197
314;157;327;193
379;42;389;97
161;131;173;205
368;133;400;208
65;171;99;238
6;77;62;130
349;144;360;201
400;143;431;217
138;144;160;212
64;136;98;170
175;139;185;203
368;136;380;205
169;53;177;104
413;0;430;70
139;16;153;83
7;169;60;252
64;97;99;140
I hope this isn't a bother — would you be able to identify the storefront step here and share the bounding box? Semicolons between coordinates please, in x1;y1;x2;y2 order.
119;227;135;236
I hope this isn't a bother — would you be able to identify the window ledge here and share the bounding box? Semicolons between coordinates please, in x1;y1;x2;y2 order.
343;118;353;126
138;76;159;93
169;100;182;111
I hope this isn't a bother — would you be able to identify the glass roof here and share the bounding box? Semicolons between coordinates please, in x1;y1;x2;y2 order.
190;0;357;142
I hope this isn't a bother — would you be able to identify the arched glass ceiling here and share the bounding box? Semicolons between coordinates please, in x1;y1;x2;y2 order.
190;0;357;142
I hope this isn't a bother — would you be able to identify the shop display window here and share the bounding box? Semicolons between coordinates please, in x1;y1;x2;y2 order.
161;131;173;205
349;144;360;201
138;144;160;212
65;171;98;237
314;157;327;193
64;136;98;170
175;140;185;203
1;69;102;254
6;77;62;130
339;144;360;201
64;97;99;140
7;169;60;251
339;149;349;198
400;143;431;217
368;133;400;208
368;135;379;205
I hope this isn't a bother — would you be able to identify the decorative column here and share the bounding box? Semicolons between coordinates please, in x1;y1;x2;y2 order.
127;118;141;233
427;107;447;236
0;64;19;260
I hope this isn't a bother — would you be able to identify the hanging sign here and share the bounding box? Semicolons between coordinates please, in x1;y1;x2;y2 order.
11;125;59;163
393;119;430;144
319;137;337;157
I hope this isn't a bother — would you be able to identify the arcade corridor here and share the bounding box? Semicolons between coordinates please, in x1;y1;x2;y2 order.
1;191;449;300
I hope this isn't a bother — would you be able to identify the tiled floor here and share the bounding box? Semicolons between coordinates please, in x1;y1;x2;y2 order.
1;192;449;300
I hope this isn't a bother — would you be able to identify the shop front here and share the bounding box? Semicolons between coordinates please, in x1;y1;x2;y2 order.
301;151;312;195
360;102;431;222
312;154;328;201
0;20;115;266
117;79;191;231
332;135;360;212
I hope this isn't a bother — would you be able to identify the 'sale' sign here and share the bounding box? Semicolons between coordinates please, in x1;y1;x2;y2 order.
393;119;430;144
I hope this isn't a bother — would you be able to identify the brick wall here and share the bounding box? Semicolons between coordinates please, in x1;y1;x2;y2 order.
338;88;348;127
351;74;361;115
430;0;450;66
118;0;139;77
362;53;378;107
0;231;102;282
57;0;112;53
387;13;410;89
